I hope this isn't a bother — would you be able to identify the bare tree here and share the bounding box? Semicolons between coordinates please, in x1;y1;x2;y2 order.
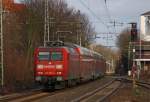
2;0;97;91
116;28;131;74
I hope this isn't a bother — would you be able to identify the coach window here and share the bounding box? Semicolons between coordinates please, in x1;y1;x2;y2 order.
51;52;62;61
38;52;50;60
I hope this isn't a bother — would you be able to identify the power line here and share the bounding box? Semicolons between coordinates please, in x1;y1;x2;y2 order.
77;0;120;47
102;0;113;46
79;0;114;46
103;0;112;22
79;0;110;30
103;0;119;37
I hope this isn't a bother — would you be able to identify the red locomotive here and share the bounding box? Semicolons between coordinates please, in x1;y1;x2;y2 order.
34;42;106;89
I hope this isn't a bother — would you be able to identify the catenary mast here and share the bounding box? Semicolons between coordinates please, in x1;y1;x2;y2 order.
44;0;50;46
0;0;4;87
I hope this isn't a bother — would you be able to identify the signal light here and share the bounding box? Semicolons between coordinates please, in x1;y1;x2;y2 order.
130;23;137;42
131;29;137;41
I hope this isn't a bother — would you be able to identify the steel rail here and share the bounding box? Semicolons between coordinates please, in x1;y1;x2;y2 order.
0;88;43;101
71;79;117;102
121;78;150;89
136;82;150;89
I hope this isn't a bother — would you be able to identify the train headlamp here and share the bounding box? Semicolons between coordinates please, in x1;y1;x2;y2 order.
57;76;63;81
35;76;41;81
37;64;44;69
56;65;63;69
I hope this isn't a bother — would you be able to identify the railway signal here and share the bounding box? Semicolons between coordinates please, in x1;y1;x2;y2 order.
130;22;137;42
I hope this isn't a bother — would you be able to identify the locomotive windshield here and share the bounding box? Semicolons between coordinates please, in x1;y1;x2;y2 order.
38;52;50;60
51;52;62;61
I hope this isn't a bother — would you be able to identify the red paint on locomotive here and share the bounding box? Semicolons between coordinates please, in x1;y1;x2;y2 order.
34;43;106;89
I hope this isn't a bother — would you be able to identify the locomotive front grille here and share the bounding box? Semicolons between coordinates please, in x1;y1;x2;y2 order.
36;76;63;83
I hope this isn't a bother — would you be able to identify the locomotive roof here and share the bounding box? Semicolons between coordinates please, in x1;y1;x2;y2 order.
38;41;104;59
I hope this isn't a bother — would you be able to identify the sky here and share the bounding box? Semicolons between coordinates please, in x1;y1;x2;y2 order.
15;0;150;48
65;0;150;48
14;0;21;3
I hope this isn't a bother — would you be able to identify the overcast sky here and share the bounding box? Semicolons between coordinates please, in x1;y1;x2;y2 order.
15;0;150;47
14;0;20;3
65;0;150;47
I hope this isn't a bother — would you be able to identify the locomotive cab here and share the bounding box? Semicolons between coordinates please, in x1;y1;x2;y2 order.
34;47;68;88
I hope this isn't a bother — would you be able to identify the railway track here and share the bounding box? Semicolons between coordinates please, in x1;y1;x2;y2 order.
0;77;125;102
0;88;43;102
1;89;66;102
71;79;122;102
136;81;150;89
121;78;150;89
9;92;51;102
0;77;113;102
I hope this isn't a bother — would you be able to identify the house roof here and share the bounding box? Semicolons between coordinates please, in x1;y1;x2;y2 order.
141;11;150;16
3;0;25;12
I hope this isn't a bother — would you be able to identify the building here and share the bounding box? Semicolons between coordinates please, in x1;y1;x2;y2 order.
3;0;25;12
140;11;150;41
131;11;150;79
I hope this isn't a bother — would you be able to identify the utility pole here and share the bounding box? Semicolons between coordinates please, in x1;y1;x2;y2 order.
129;22;138;87
44;0;50;46
0;0;4;87
110;20;123;27
109;20;124;36
128;42;131;75
79;29;82;46
76;10;82;46
75;22;82;46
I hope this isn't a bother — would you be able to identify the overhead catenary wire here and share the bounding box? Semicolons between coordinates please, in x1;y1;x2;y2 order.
102;0;125;39
103;0;112;22
79;0;113;46
101;0;112;46
102;0;118;45
79;0;110;31
104;0;127;36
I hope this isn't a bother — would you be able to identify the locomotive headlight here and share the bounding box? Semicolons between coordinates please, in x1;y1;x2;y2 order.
35;76;41;81
57;76;63;81
37;64;44;69
56;65;63;69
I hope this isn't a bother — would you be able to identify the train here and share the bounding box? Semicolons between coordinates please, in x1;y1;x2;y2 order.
34;41;106;89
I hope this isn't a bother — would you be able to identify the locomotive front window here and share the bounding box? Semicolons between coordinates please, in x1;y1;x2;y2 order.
51;52;62;61
38;52;50;60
